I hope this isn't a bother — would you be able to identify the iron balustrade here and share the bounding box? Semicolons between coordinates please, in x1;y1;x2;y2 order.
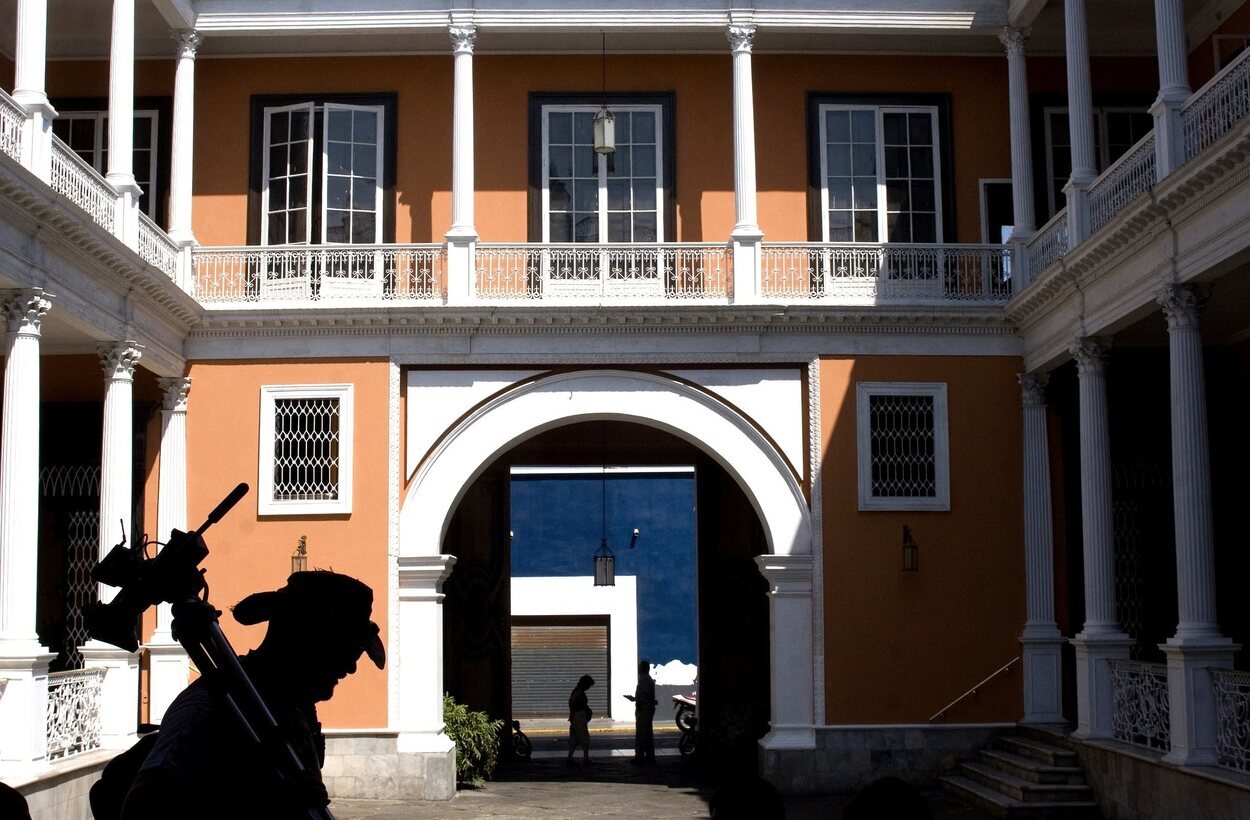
1109;660;1171;752
138;210;180;280
45;667;105;761
1213;668;1250;774
760;243;1012;303
1089;133;1156;235
192;245;447;304
49;134;119;234
1025;211;1069;280
474;243;731;302
0;88;24;162
1182;45;1250;164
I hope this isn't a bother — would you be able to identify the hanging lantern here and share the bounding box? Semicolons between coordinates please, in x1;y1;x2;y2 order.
593;105;616;156
594;538;615;586
902;526;919;572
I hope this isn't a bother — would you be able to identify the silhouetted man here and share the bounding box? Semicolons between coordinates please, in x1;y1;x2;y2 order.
116;571;385;820
625;660;656;764
566;674;595;766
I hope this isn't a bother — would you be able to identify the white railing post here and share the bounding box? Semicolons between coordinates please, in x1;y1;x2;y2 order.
14;0;55;182
1063;0;1096;248
1150;0;1191;179
445;22;477;306
728;21;763;304
168;30;200;250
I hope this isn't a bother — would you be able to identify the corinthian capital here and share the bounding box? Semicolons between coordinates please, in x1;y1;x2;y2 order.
1069;337;1108;374
158;376;192;413
727;25;756;54
1018;372;1049;407
449;25;476;55
98;341;144;381
3;288;52;336
1158;284;1209;331
999;27;1028;56
172;30;202;59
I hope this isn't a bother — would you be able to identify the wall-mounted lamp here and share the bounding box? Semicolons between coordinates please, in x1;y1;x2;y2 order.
902;526;919;572
292;535;308;574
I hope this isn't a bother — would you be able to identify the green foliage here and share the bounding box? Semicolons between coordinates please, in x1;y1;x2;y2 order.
441;694;503;788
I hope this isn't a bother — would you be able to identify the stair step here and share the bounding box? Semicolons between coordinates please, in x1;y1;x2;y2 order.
959;761;1093;803
996;736;1079;767
979;748;1087;785
941;775;1100;820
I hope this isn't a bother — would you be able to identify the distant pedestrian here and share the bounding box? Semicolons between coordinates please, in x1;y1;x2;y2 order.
625;660;657;764
566;674;595;767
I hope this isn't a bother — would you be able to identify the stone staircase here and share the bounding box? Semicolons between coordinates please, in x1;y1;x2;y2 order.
940;731;1100;818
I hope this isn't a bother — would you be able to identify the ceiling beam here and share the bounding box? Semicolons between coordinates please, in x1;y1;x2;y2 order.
151;0;196;30
1007;0;1048;29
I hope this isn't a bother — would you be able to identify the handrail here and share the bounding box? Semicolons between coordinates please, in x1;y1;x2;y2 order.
929;656;1019;722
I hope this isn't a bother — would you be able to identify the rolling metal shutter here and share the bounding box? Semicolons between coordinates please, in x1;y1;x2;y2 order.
511;618;610;717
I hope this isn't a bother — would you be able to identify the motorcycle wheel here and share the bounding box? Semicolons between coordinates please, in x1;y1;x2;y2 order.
678;731;697;757
513;732;532;759
676;705;696;732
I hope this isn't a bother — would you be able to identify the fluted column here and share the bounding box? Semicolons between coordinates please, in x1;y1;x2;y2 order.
755;554;817;750
147;377;191;723
108;0;140;243
728;23;763;303
168;31;201;247
1018;373;1064;724
1001;29;1037;240
1158;285;1238;766
1151;0;1193;177
0;290;55;773
13;0;56;181
396;555;458;799
1070;338;1132;739
445;23;477;306
1063;0;1096;246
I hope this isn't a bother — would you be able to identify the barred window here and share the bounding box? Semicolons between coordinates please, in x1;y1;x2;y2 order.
856;382;949;511
259;384;353;515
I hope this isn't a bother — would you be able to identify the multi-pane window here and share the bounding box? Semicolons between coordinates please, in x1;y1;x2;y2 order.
542;105;664;243
51;111;159;219
261;103;383;245
819;105;942;243
1043;107;1153;217
259;385;353;515
856;382;949;511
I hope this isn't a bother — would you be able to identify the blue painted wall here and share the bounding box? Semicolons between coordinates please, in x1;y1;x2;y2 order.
510;472;697;666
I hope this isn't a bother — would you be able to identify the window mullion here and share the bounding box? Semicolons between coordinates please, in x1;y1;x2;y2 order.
876;108;887;245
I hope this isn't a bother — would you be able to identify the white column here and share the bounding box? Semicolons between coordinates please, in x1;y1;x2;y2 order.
1001;29;1037;240
81;341;143;749
1069;338;1132;739
396;555;457;800
1018;373;1065;724
1157;285;1237;766
147;376;191;723
1063;0;1096;247
0;290;55;774
13;0;56;181
754;554;816;751
728;23;763;304
107;0;141;243
1151;0;1193;178
445;24;477;307
167;30;201;248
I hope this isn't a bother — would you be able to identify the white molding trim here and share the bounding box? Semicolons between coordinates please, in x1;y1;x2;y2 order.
387;361;401;730
855;381;950;512
257;383;354;516
806;356;825;725
510;465;695;475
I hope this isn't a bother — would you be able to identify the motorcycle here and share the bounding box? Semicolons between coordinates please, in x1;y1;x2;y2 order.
672;693;697;757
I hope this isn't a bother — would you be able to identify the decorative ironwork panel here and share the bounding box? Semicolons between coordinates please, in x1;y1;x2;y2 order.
868;393;937;498
49;135;119;233
1089;133;1156;235
1110;660;1171;751
137;211;179;279
0;89;24;161
272;397;341;501
45;668;104;761
64;509;99;669
1214;669;1250;773
1182;46;1250;163
1026;212;1068;277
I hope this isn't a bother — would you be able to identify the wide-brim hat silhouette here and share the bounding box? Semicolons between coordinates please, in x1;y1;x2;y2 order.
233;571;385;669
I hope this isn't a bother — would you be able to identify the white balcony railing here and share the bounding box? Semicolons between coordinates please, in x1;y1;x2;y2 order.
50;135;119;234
1025;210;1069;279
138;210;180;281
1089;133;1156;235
45;667;104;761
1182;45;1250;163
0;88;24;162
1213;668;1250;774
193;244;446;304
1110;660;1171;752
475;243;731;302
760;243;1012;303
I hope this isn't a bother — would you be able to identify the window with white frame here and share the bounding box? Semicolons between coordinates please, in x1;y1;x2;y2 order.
51;111;159;219
856;382;949;511
817;104;943;243
540;104;665;243
258;384;353;515
1042;106;1152;217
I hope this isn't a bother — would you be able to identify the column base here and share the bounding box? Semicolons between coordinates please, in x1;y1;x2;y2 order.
79;642;140;749
396;731;456;800
760;724;816;751
0;652;56;772
145;640;190;725
1020;627;1065;725
1070;630;1133;740
444;234;477;306
1160;635;1239;767
730;228;764;305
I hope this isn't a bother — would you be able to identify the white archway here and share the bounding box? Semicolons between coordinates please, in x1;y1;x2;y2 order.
395;370;816;779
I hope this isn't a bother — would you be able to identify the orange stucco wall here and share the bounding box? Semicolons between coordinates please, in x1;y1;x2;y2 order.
1190;1;1250;88
184;360;391;729
820;355;1025;724
46;59;174;101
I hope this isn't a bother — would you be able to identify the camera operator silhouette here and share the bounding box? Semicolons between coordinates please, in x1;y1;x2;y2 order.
92;570;384;820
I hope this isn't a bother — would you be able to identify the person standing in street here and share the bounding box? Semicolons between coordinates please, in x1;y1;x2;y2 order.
627;660;657;765
566;674;595;767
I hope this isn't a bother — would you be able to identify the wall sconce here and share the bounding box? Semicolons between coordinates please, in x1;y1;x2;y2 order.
594;539;615;586
291;535;308;574
902;526;919;572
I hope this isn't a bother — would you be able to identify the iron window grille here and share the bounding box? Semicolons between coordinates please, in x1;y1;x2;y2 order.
259;384;353;515
856;382;950;511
